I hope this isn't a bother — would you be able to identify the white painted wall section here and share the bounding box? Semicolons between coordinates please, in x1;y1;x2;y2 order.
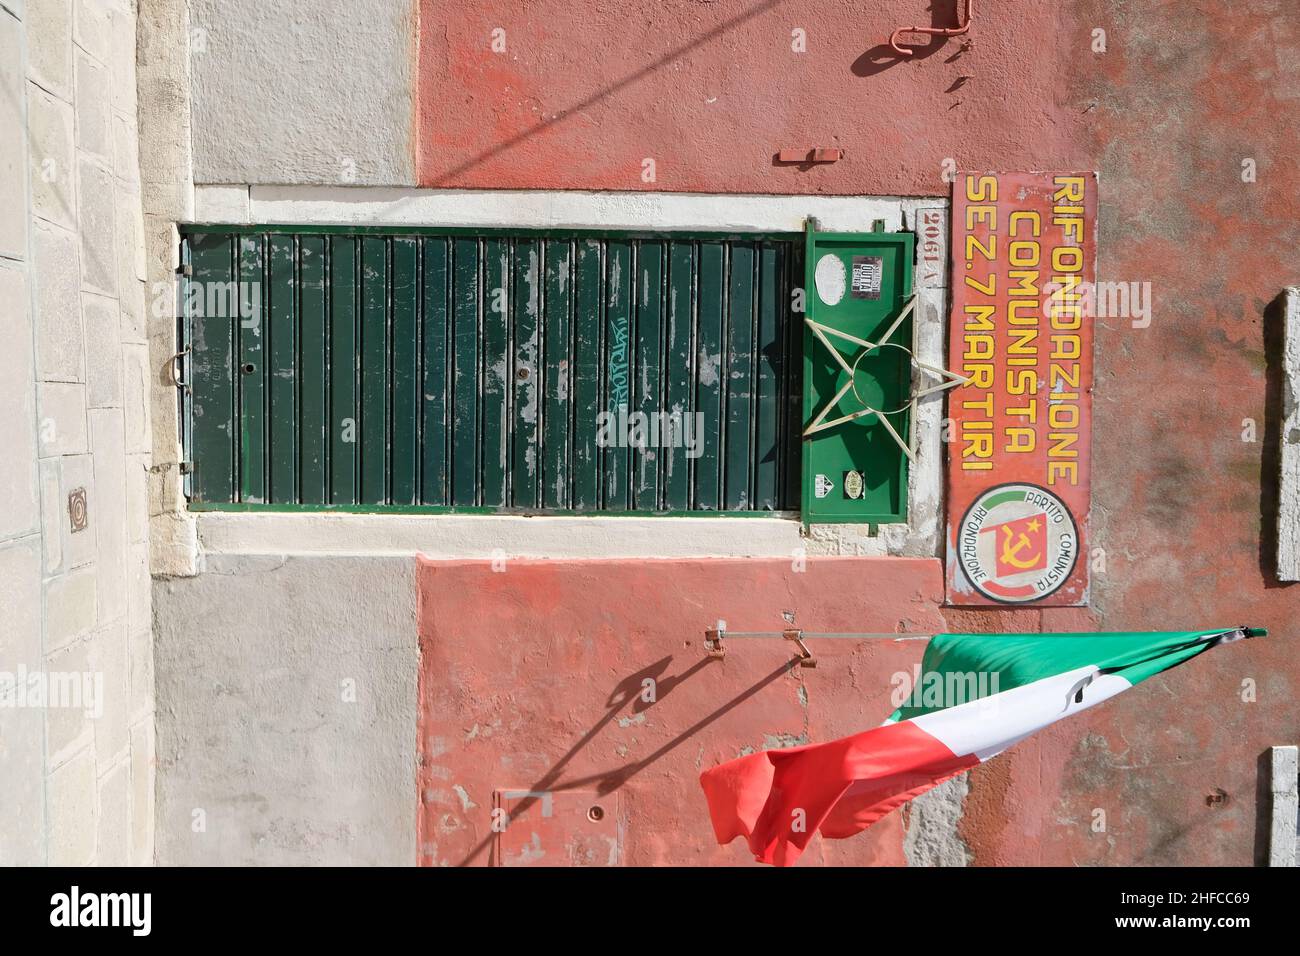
197;512;823;560
1280;288;1300;581
1270;745;1298;867
196;185;909;233
188;0;416;186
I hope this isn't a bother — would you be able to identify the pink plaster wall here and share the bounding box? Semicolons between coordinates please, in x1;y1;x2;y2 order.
417;556;947;866
417;0;1086;194
412;0;1300;865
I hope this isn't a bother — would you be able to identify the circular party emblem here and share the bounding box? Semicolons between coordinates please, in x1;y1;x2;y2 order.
956;483;1078;603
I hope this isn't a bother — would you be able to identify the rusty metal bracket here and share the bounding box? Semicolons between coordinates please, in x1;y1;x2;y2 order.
890;0;973;57
704;621;726;660
700;622;931;669
701;619;819;668
783;628;817;668
777;148;843;165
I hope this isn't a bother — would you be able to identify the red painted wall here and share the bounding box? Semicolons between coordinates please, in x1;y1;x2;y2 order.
417;0;1086;194
417;557;947;866
415;0;1300;865
967;0;1300;866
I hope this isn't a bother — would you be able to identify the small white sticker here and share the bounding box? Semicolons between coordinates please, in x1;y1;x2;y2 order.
815;474;834;499
814;254;846;306
843;470;864;500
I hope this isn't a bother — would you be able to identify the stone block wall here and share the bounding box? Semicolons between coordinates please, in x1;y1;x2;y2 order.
0;0;153;867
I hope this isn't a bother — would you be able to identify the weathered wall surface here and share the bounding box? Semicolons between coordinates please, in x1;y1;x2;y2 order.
187;0;417;185
152;556;418;865
416;0;1087;194
1282;289;1300;581
0;0;153;865
145;0;1300;867
417;556;949;866
956;0;1300;866
138;0;199;578
408;0;1300;866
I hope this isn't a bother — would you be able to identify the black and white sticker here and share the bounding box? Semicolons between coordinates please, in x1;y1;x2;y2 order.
850;256;883;300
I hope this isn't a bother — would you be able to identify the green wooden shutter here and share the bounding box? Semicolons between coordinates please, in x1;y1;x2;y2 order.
801;227;916;525
181;227;805;515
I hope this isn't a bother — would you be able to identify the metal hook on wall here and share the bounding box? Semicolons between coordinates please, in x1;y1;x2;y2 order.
889;0;974;58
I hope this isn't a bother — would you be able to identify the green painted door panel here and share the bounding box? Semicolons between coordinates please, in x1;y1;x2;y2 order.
181;227;805;515
801;228;915;524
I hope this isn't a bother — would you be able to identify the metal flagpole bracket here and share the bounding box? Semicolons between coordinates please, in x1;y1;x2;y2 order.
704;620;726;660
701;617;933;667
783;628;817;668
702;618;819;669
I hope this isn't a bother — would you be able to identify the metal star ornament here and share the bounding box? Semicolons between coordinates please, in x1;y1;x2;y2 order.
803;294;970;462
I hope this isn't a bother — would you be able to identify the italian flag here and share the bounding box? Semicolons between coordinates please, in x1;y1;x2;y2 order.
699;627;1262;866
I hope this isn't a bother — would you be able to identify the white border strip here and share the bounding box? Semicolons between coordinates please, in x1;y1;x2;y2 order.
195;185;912;234
1279;288;1300;581
196;511;810;559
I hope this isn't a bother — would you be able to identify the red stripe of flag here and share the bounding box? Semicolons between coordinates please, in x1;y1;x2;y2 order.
699;720;978;866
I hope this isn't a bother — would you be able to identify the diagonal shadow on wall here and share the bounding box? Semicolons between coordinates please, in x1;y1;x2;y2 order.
451;656;794;866
424;0;785;186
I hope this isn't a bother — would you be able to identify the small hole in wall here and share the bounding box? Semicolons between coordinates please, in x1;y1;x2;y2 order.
587;805;604;823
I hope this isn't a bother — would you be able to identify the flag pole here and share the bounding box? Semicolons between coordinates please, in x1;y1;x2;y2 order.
702;624;1265;669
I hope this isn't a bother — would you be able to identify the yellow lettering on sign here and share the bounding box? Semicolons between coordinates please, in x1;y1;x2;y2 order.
1052;177;1085;203
1007;327;1038;365
966;205;997;231
1008;242;1040;268
1009;211;1041;237
1005;427;1035;453
965;233;997;263
1050;364;1079;390
1006;369;1037;395
966;175;998;201
1051;334;1081;360
1048;461;1078;484
1052;246;1083;273
964;304;995;331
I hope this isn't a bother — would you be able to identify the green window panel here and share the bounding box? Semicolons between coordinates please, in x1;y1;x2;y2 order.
801;227;916;525
180;227;812;515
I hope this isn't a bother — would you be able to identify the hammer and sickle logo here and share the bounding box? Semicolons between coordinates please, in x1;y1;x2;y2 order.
999;522;1041;570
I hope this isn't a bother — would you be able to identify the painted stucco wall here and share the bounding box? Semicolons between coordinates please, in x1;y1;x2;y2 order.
0;0;153;866
961;0;1300;865
147;0;1300;867
411;0;1300;866
415;0;1086;194
416;556;952;866
187;0;416;185
152;556;418;865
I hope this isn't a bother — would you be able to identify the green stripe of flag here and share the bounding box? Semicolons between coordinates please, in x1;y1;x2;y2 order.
890;629;1238;722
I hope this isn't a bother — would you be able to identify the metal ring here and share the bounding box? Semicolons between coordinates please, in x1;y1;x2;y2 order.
848;341;918;417
168;346;190;388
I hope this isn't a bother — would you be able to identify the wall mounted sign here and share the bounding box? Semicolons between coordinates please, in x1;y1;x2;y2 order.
945;171;1098;606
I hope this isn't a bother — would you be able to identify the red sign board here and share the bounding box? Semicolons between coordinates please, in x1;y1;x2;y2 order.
945;171;1098;606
